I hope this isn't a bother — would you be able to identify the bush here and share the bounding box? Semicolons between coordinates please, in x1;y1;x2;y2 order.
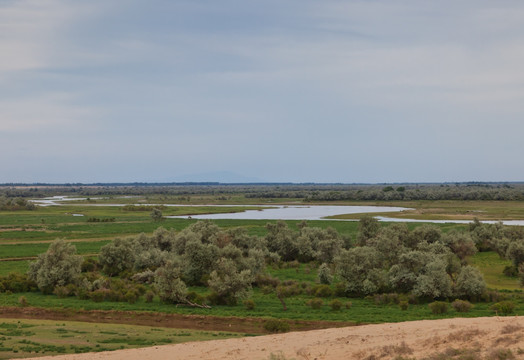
334;282;346;297
125;290;139;304
407;294;419;305
318;263;333;285
81;258;99;272
18;296;28;307
0;273;36;293
312;284;333;298
244;299;256;310
345;301;352;309
481;290;508;303
255;274;281;288
90;289;108;303
329;299;343;311
306;298;324;309
503;265;518;277
53;286;71;298
374;293;400;305
263;319;290;333
428;301;449;314
451;299;473;313
145;290;155;303
399;301;409;311
490;301;516;315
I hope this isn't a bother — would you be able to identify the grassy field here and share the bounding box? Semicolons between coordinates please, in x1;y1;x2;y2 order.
0;318;243;359
0;199;522;357
470;252;520;290
327;200;524;220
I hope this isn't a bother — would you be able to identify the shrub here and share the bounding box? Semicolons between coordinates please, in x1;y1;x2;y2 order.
334;282;346;297
503;265;518;277
451;299;473;313
255;274;281;288
345;301;352;309
318;263;333;285
125;290;139;304
312;284;333;298
81;258;99;272
90;289;108;303
329;299;343;311
145;290;155;303
407;294;419;305
0;273;36;293
53;286;71;298
244;299;256;310
263;319;290;333
306;298;324;309
481;290;508;303
490;301;516;315
375;293;400;305
428;301;449;314
399;301;409;311
18;296;28;307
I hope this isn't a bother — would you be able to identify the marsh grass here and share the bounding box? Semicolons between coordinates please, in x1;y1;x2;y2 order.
0;318;242;359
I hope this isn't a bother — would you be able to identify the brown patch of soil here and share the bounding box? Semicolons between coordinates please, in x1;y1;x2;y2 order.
0;306;354;334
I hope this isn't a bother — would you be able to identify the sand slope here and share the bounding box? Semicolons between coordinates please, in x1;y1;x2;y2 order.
32;316;524;360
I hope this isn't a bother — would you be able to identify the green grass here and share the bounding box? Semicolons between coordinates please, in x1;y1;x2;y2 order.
1;288;522;325
0;318;243;359
0;261;30;274
328;200;524;221
0;241;110;259
470;251;520;290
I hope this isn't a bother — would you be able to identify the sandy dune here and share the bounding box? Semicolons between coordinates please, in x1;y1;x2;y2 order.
32;316;524;360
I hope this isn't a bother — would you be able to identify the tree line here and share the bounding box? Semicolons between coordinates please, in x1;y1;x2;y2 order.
17;217;524;310
2;183;524;201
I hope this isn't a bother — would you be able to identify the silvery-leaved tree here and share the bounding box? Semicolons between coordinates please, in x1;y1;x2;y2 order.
27;239;83;293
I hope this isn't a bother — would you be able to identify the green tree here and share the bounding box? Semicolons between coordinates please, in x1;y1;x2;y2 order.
454;265;486;299
27;239;83;293
335;247;386;295
413;259;452;299
208;257;253;305
506;241;524;267
154;261;188;304
150;208;163;222
265;221;299;261
357;215;379;246
444;232;477;264
98;238;136;276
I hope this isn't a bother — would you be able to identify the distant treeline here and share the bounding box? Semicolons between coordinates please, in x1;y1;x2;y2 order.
1;183;524;201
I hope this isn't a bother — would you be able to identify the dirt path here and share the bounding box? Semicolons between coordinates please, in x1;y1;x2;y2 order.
29;316;524;360
0;306;355;334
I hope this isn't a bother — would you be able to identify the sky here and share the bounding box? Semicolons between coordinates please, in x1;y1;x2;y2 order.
1;0;524;183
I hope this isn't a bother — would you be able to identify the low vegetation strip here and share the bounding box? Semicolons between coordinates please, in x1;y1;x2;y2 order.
0;307;354;334
0;317;243;359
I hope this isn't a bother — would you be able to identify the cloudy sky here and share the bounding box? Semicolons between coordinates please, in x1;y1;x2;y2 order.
1;0;524;183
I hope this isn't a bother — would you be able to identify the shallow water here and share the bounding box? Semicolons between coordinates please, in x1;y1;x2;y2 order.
166;205;410;221
29;196;524;225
